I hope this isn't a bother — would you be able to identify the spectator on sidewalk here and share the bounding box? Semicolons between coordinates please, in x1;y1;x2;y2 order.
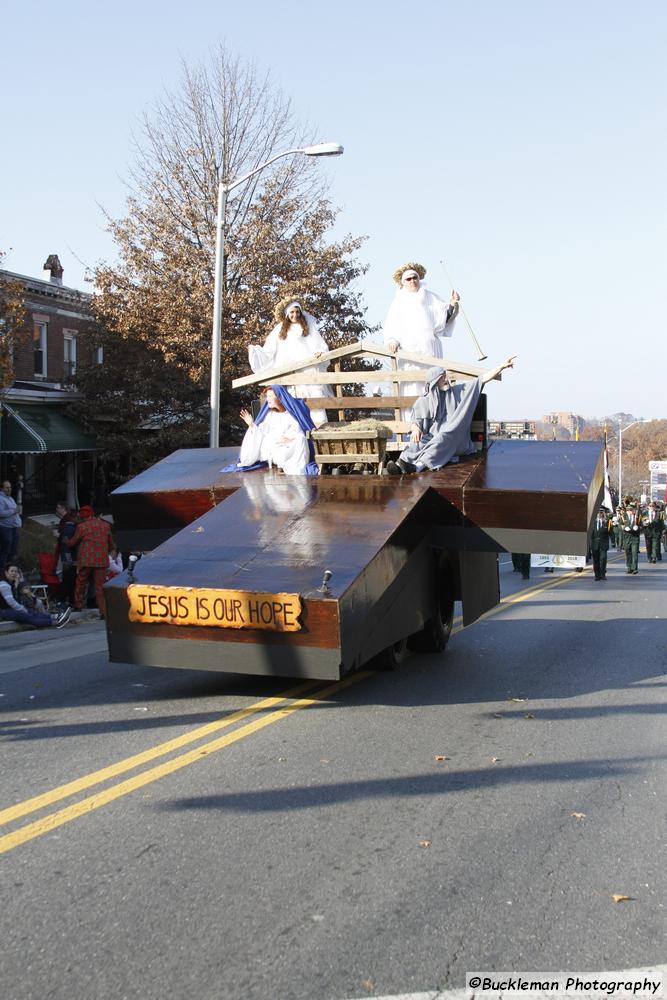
13;564;48;613
0;481;21;568
0;563;70;629
54;501;79;605
64;505;114;618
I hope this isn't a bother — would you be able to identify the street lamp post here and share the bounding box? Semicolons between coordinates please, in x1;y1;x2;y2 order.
209;142;344;447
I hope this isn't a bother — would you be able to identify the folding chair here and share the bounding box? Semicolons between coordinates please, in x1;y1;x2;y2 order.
37;552;61;609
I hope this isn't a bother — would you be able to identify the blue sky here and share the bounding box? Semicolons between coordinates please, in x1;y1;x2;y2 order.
2;0;666;420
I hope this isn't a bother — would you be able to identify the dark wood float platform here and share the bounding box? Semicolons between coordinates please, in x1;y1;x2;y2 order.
106;440;603;679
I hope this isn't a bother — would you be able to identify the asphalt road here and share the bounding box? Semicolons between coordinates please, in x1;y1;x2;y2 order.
0;552;665;1000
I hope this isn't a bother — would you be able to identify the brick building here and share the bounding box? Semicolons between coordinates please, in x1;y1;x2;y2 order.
0;254;99;514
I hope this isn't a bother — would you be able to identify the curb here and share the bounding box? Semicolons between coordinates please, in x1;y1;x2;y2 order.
0;608;103;635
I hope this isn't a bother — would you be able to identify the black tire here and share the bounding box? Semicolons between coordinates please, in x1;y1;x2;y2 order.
408;583;455;654
370;637;409;671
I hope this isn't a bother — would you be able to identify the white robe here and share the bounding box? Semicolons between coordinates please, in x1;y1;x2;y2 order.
239;410;310;476
383;287;457;415
248;314;334;426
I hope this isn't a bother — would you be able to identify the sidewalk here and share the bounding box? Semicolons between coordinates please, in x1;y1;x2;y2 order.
0;608;103;636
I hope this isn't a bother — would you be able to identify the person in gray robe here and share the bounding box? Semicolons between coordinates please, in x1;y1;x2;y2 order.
387;356;516;474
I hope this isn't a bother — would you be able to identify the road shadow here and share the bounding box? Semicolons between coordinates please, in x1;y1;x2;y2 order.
159;753;664;815
0;707;278;742
2;613;664;741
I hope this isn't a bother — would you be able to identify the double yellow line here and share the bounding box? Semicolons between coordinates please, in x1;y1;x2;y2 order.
1;559;602;855
0;672;369;856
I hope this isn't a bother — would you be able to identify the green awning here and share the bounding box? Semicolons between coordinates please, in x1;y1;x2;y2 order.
0;403;97;453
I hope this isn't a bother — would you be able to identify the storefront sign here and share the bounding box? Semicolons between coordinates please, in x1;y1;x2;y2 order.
127;585;302;632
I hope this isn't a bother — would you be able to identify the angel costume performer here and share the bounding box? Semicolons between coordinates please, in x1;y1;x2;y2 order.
383;265;459;416
248;302;334;426
396;367;482;472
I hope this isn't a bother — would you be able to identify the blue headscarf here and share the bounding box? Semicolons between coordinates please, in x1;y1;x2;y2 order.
222;385;319;475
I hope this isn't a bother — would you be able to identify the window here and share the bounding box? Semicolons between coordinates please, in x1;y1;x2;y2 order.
94;345;104;365
33;321;48;376
63;330;77;378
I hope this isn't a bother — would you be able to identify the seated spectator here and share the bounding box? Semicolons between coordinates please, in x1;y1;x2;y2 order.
13;565;48;613
0;563;70;629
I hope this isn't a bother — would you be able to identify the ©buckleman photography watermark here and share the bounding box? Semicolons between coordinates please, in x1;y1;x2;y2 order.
466;973;664;997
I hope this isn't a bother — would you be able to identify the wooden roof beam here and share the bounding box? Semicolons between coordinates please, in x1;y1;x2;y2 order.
231;339;497;389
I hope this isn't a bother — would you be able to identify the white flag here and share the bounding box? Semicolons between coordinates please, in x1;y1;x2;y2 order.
603;429;613;511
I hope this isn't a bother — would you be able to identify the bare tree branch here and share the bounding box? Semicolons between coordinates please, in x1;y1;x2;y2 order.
85;46;373;472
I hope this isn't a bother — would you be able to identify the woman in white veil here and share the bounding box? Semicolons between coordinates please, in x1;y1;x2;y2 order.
248;297;334;426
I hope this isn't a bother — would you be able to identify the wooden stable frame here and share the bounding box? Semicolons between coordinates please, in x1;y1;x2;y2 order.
231;340;496;453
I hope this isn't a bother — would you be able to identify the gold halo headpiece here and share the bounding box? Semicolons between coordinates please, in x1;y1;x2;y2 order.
273;293;309;324
392;261;426;285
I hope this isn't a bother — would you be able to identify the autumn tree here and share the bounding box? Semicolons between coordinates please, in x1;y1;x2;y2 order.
76;48;375;472
576;420;667;498
578;421;605;441
0;252;29;390
612;420;667;497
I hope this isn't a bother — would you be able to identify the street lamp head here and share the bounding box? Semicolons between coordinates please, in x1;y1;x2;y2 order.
620;417;653;433
302;142;344;157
